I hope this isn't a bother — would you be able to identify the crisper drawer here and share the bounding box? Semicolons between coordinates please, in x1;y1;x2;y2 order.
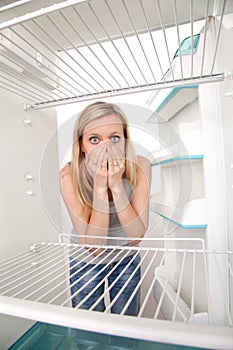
8;321;210;350
0;239;233;349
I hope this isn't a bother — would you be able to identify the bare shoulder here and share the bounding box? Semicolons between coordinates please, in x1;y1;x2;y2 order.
137;155;151;173
60;162;72;179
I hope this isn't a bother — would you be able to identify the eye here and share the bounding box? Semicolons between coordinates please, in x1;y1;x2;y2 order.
89;136;99;144
111;135;120;143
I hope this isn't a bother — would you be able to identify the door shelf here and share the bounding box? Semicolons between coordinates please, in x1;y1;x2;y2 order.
147;85;198;122
150;198;207;229
151;154;204;167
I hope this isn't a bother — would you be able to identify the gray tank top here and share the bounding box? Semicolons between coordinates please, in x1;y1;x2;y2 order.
70;180;134;264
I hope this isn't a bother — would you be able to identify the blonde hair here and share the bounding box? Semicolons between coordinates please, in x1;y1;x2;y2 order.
71;102;137;210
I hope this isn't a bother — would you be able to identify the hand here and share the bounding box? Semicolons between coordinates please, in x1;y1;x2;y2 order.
107;144;125;191
85;144;108;195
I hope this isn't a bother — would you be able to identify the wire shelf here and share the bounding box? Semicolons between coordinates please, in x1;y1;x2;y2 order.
0;0;232;108
0;241;232;327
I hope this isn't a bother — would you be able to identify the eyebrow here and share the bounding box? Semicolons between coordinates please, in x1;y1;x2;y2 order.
109;131;122;135
85;131;122;137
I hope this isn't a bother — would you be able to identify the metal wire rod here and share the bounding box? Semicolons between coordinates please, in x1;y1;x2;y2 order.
0;75;42;102
173;0;184;80
88;2;133;88
0;244;53;276
89;251;141;312
72;247;127;308
30;72;224;109
172;250;187;321
20;20;97;97
139;0;163;81
122;0;155;84
0;63;55;101
74;249;131;309
0;31;74;98
0;0;86;30
104;0;145;86
48;248;111;306
62;6;116;91
0;48;67;100
16;23;88;96
21;246;82;301
0;245;61;285
0;250;30;266
189;250;197;323
210;0;226;75
120;250;159;315
153;277;169;320
156;0;175;81
0;82;37;102
200;0;210;77
58;10;107;91
203;250;213;325
139;251;166;317
63;248;123;307
49;246;113;305
72;5;123;90
190;0;194;79
10;247;73;299
36;246;103;304
59;234;206;250
45;15;100;93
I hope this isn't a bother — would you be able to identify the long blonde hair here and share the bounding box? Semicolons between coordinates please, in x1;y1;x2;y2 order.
71;102;137;210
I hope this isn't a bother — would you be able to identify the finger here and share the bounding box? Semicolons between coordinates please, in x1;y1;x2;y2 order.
97;146;108;170
85;147;104;178
108;158;120;169
110;146;125;167
101;150;108;171
107;154;114;172
88;144;106;170
107;148;118;170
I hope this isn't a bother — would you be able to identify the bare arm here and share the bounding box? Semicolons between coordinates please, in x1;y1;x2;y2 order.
60;147;110;246
61;149;151;247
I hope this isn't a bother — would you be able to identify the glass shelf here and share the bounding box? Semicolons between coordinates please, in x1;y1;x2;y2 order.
151;155;204;167
150;198;207;229
153;212;207;229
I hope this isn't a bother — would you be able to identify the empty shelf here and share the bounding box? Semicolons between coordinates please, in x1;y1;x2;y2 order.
151;154;204;167
0;0;230;108
150;198;207;228
146;85;198;122
0;241;232;322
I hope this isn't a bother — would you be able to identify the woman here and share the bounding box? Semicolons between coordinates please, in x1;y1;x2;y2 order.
60;102;151;315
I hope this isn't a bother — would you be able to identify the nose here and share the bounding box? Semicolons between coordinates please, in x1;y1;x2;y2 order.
99;139;111;146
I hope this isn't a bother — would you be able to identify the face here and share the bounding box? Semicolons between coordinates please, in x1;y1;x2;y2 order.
81;114;125;156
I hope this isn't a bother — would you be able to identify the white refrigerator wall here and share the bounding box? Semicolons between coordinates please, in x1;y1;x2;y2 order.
0;90;61;349
198;22;233;252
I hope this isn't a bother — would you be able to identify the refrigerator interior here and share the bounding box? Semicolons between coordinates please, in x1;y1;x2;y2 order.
0;0;233;349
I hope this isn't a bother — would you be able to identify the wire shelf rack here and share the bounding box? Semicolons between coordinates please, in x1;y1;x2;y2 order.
0;0;232;108
0;241;232;325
